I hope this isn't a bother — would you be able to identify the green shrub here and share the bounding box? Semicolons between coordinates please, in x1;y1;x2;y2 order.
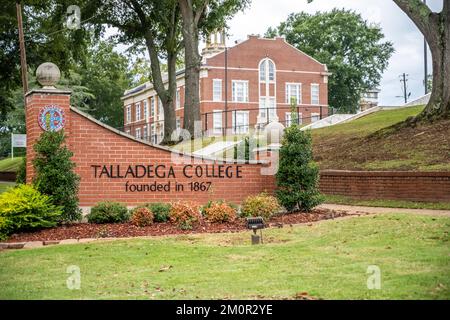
130;207;154;227
276;126;324;212
0;184;62;239
169;201;201;230
87;201;129;224
33;130;81;222
201;200;237;223
241;193;281;219
149;203;172;222
15;157;26;184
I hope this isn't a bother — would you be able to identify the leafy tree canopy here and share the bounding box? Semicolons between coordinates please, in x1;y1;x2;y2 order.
266;9;394;113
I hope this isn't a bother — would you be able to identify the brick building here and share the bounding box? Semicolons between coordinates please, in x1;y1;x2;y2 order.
121;34;330;144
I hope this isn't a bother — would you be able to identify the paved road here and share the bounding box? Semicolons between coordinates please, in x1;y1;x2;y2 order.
319;203;450;217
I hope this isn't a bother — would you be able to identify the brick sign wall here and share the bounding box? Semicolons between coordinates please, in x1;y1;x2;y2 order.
320;170;450;202
26;89;276;209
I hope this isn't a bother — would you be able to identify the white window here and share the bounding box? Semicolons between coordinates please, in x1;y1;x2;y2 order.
135;102;141;121
311;113;320;123
143;126;148;140
213;110;222;134
158;97;164;119
285;113;292;127
259;59;275;82
126;105;131;124
135;128;141;139
213;79;222;101
176;117;181;129
232;80;249;102
150;124;156;143
311;84;320;105
176;89;181;109
233;111;249;134
126;129;131;135
286;83;302;104
150;97;155;117
143;100;148;120
259;97;276;121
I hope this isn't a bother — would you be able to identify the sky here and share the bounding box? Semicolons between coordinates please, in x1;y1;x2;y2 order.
221;0;443;106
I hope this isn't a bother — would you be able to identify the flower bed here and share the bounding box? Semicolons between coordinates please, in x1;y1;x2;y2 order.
3;208;349;243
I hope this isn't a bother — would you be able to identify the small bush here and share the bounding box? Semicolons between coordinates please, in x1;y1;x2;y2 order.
169;201;201;230
33;131;81;222
148;203;171;222
276;126;324;212
241;193;281;219
0;184;62;239
87;201;129;224
202;200;237;223
130;207;154;227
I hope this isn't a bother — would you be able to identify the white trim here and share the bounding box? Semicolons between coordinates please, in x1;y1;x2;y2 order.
311;83;320;105
135;102;141;121
311;112;320;123
285;82;302;104
231;80;249;102
212;109;223;135
212;79;222;102
125;105;131;124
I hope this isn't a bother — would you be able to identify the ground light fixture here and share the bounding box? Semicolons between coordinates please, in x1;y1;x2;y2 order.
246;217;265;245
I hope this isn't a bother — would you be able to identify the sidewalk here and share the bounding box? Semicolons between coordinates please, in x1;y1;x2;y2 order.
318;203;450;217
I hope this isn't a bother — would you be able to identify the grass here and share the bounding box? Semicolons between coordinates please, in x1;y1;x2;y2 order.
1;213;449;300
0;157;23;172
312;106;450;171
0;181;15;194
325;194;450;210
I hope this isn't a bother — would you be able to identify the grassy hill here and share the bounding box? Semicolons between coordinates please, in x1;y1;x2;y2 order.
312;106;450;171
0;157;23;172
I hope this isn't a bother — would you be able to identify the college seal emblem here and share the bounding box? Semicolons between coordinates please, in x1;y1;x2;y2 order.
38;105;65;132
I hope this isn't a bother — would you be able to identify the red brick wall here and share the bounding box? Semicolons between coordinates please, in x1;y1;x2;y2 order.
25;90;72;183
319;170;450;202
26;90;276;208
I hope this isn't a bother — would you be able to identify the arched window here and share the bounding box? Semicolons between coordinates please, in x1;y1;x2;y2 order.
259;58;275;82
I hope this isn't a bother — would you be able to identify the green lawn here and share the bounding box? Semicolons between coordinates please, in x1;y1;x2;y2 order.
1;213;449;299
325;194;450;210
0;181;15;194
312;106;450;171
0;157;23;172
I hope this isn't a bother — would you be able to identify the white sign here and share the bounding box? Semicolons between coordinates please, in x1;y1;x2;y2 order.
12;134;27;148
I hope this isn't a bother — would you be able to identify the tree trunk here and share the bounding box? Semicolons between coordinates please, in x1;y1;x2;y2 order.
179;0;202;138
418;7;450;121
143;29;177;144
162;52;178;145
393;0;450;122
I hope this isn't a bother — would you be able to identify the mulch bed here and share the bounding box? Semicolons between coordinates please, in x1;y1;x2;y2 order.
4;208;350;243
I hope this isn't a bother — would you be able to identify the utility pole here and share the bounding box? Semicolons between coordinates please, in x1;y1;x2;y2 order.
423;0;428;95
400;73;409;104
16;1;28;95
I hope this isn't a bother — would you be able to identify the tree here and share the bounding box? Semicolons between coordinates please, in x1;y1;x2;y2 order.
306;0;449;122
177;0;250;136
392;0;449;121
266;9;394;113
276;126;324;212
93;0;182;144
0;0;93;120
33;130;81;222
77;40;133;128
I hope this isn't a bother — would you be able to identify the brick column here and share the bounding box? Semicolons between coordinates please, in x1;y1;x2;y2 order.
25;88;72;183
